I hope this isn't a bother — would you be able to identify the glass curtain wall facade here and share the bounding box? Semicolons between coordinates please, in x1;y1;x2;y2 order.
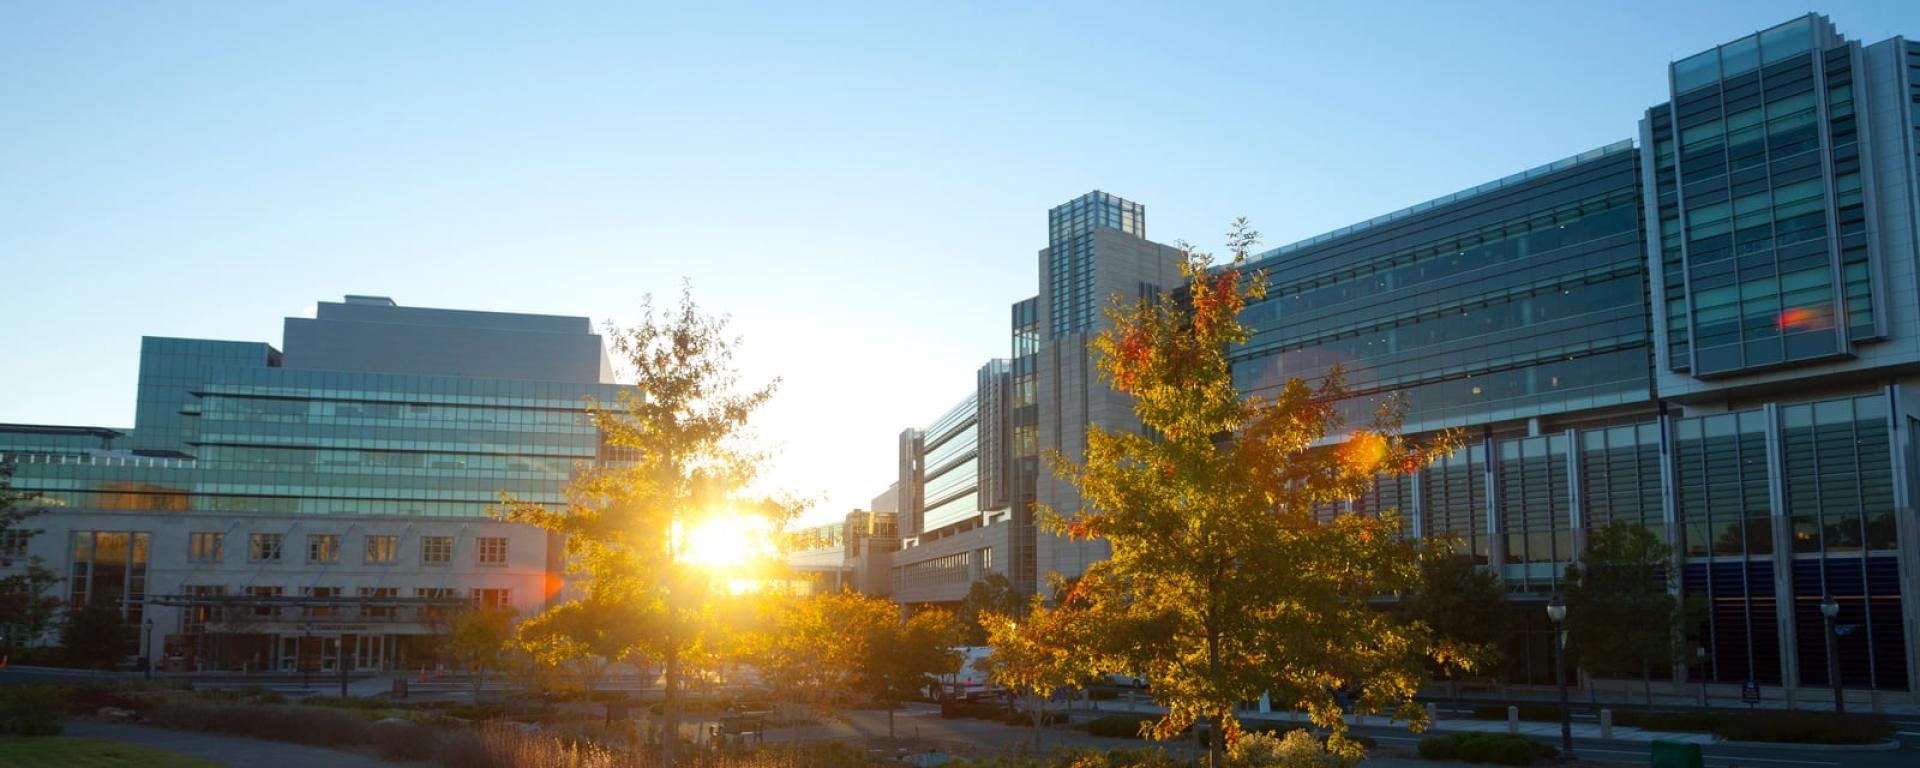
0;297;623;667
1235;141;1652;436
12;336;621;519
1651;16;1881;377
1047;192;1145;337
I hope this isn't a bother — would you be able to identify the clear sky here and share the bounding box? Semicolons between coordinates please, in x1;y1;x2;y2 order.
3;1;1914;524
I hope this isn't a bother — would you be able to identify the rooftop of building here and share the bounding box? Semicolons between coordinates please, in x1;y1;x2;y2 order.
1253;139;1636;264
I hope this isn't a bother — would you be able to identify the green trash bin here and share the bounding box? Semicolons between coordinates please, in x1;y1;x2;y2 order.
1650;739;1704;768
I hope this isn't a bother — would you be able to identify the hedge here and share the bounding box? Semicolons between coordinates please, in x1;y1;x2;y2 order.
0;685;65;736
1417;732;1558;765
1083;715;1158;738
1469;703;1561;722
1713;711;1893;744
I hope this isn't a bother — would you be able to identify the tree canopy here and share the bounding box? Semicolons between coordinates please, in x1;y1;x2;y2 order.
956;573;1021;645
0;461;61;649
1395;549;1511;699
1044;222;1459;763
1564;521;1678;700
499;288;798;766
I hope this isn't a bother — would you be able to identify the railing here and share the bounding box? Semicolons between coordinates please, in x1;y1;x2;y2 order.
0;452;197;469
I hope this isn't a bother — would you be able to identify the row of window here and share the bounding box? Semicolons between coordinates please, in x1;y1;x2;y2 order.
188;531;509;566
181;585;515;630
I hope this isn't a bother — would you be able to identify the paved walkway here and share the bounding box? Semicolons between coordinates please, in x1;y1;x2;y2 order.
62;721;394;768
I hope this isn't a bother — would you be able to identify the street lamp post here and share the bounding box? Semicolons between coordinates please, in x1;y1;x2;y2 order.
1546;595;1573;759
1819;595;1843;714
301;624;312;689
338;637;349;699
142;618;155;680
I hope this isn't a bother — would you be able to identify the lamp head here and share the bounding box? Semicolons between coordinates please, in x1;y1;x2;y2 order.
1546;594;1567;623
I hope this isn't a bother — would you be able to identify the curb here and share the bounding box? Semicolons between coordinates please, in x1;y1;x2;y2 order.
1711;737;1902;752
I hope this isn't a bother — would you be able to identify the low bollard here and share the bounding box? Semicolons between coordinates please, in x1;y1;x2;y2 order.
1600;708;1612;740
1507;705;1519;735
1425;702;1437;725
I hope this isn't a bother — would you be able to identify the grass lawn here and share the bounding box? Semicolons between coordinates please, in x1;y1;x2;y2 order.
0;736;219;768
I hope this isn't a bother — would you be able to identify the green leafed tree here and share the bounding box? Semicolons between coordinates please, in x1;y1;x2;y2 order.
60;601;131;672
444;605;516;700
1395;549;1511;702
857;608;962;739
956;573;1021;645
1043;222;1461;765
0;461;62;650
499;288;797;767
1564;521;1678;707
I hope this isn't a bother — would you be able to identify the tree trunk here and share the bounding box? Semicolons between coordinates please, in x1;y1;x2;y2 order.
888;706;896;740
662;649;679;768
1031;693;1044;752
1641;658;1653;709
1207;633;1224;768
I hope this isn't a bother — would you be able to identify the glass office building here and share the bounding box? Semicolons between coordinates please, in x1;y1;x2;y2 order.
879;13;1920;698
0;296;624;672
889;360;1016;604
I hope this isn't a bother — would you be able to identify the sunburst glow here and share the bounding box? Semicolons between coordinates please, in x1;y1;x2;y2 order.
677;513;775;570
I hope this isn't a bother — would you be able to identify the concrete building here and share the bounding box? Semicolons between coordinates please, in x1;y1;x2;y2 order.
0;296;623;673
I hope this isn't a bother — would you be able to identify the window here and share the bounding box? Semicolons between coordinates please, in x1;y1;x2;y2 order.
188;532;223;563
421;536;452;565
360;587;395;618
0;530;28;559
364;535;397;565
182;585;224;633
471;588;511;610
247;585;283;617
302;586;340;617
416;586;456;618
248;533;282;562
476;537;507;566
307;534;339;563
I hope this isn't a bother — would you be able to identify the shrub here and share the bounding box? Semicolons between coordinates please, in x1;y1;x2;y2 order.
63;683;143;715
147;699;376;748
1713;711;1893;744
1469;704;1560;722
1084;715;1157;739
373;720;441;761
1609;710;1727;732
301;694;393;710
434;727;494;767
941;698;1010;720
1231;729;1356;768
1417;732;1557;765
0;685;65;736
1005;710;1069;727
1060;748;1187;768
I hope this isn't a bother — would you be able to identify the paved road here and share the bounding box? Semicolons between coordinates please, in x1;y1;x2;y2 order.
62;721;394;768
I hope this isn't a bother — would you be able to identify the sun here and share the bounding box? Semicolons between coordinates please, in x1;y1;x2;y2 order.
678;513;773;571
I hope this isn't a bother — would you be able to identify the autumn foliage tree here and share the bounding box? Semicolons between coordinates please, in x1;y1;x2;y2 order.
1045;222;1460;764
979;593;1104;751
500;288;796;767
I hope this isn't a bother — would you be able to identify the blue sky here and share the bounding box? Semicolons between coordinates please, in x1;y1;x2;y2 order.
3;1;1914;523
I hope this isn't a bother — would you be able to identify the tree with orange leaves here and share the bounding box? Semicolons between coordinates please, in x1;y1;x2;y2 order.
1046;220;1461;765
